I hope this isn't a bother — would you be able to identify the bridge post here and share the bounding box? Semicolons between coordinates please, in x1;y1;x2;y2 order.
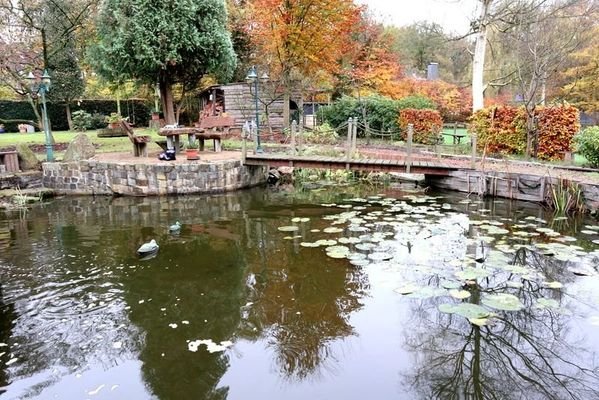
298;120;304;154
471;133;477;169
351;118;358;159
406;124;413;173
346;117;353;162
290;120;297;155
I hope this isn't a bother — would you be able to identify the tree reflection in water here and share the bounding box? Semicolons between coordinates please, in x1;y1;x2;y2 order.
238;216;369;381
403;248;599;399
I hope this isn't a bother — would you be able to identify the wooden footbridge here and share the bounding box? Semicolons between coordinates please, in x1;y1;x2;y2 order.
244;153;466;176
241;121;477;176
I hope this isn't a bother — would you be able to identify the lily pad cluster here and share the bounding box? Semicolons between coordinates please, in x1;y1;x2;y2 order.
277;193;599;327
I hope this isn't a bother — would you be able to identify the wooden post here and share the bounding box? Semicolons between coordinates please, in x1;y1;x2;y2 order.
351;118;358;159
471;133;477;169
406;124;413;173
346;117;353;161
290;120;297;155
298;120;304;154
365;120;371;145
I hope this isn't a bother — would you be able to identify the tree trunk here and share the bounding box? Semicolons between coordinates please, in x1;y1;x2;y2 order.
525;106;536;159
27;96;43;130
283;70;291;129
158;72;176;125
472;1;492;112
66;102;73;131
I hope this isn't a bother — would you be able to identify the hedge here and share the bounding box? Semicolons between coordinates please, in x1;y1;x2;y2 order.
575;126;599;168
0;99;152;132
317;95;435;137
398;109;443;144
469;105;580;161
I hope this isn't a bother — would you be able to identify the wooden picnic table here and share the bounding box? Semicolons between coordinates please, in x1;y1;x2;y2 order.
158;127;201;154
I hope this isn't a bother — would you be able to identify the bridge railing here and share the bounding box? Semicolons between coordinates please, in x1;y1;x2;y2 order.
241;118;478;170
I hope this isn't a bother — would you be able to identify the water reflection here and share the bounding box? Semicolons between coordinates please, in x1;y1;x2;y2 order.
403;247;599;399
1;189;599;399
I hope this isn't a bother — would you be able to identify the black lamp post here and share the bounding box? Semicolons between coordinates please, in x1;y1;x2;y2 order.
27;69;53;162
246;66;269;153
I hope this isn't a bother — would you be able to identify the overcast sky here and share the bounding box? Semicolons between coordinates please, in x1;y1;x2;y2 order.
356;0;479;34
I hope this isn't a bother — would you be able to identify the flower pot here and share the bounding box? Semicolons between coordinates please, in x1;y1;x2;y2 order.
186;149;199;160
108;122;120;129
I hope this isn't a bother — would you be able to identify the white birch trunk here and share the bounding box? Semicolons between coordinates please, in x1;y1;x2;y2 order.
472;1;492;112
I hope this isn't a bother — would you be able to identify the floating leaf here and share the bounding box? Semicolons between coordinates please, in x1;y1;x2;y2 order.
278;226;299;232
349;259;370;267
395;284;419;295
338;237;361;244
543;281;563;289
315;239;337;246
482;293;524;311
455;267;492;281
300;242;320;248
368;252;393;261
449;289;471;299
535;298;560;309
323;227;344;234
441;281;461;289
291;217;310;223
283;235;302;240
468;317;489;326
438;303;490;319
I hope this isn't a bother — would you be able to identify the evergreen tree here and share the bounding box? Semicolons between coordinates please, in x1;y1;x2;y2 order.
90;0;237;124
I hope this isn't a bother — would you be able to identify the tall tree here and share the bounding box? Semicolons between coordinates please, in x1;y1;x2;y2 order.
90;0;237;125
560;25;599;111
251;0;360;127
0;0;93;129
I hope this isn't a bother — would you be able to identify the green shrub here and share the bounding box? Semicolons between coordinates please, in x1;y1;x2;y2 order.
575;126;599;168
71;110;92;131
396;96;435;110
318;95;435;137
303;123;339;144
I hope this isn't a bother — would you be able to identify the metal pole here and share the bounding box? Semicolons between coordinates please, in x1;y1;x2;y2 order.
351;118;357;159
254;78;262;153
40;88;53;162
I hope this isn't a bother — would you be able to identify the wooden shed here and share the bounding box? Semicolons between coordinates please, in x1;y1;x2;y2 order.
197;83;327;132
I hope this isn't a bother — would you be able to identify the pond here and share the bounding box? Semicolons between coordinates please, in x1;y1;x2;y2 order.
1;186;599;399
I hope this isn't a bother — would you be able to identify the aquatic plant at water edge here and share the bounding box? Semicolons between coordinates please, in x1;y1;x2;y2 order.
546;178;585;215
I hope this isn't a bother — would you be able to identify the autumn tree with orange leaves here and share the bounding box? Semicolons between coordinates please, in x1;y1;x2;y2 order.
250;0;360;127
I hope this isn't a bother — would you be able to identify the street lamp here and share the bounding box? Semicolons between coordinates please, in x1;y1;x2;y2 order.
26;69;53;162
246;66;268;153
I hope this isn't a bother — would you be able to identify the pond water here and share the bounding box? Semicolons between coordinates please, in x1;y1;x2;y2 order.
1;186;599;399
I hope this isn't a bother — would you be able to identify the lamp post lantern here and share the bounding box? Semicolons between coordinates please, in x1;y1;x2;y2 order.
27;69;53;162
246;66;268;153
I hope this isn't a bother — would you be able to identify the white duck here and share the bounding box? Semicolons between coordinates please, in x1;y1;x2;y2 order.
137;239;159;256
169;221;182;232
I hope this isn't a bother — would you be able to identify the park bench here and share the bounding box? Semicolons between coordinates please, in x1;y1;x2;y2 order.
0;150;19;173
197;115;235;152
120;120;151;157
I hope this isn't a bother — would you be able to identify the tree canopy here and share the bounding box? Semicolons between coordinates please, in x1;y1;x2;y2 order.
90;0;237;124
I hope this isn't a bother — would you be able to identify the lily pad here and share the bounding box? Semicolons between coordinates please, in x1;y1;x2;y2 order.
449;289;471;299
300;242;320;248
535;298;560;309
323;227;344;234
482;293;524;311
278;225;299;232
543;281;563;289
438;303;490;319
349;258;370;267
291;217;310;223
395;284;419;295
368;252;393;261
455;267;492;281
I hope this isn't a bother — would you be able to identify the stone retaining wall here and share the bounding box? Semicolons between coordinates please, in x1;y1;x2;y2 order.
42;160;267;196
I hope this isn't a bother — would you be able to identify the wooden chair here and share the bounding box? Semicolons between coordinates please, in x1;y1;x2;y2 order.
120;120;151;157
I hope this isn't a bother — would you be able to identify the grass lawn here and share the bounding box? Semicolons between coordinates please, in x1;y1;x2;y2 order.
0;129;163;160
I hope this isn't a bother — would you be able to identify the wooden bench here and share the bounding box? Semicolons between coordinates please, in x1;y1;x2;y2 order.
198;116;235;152
120;121;151;157
0;151;19;173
